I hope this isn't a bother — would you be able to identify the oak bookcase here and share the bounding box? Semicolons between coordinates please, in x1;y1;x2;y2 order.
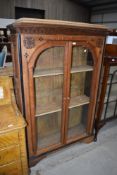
8;18;108;165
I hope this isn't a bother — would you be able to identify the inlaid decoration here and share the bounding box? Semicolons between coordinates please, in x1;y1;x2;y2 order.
24;36;35;49
24;52;29;59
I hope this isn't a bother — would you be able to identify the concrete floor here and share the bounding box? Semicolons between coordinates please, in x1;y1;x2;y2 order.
31;120;117;175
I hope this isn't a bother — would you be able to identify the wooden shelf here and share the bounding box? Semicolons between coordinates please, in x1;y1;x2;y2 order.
36;95;89;116
71;65;93;73
36;103;62;117
34;68;63;77
33;65;93;77
69;95;90;108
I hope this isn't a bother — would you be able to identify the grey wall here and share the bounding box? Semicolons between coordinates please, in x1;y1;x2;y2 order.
0;0;89;22
90;4;117;28
0;0;15;19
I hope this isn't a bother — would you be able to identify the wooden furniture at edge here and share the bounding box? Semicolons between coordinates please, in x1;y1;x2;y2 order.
0;76;28;175
95;44;117;138
8;18;108;166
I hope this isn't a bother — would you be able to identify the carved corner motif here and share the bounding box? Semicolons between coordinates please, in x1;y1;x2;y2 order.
24;36;35;49
24;52;29;59
38;36;44;41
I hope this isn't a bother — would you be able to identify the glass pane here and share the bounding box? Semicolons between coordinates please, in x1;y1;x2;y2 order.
107;67;117;85
68;104;88;139
109;66;117;74
72;46;93;67
70;71;92;99
36;112;61;148
106;101;117;119
100;103;116;120
35;75;63;116
105;69;117;120
101;104;106;120
34;47;64;75
109;69;117;101
109;83;117;102
34;46;64;150
101;68;117;121
104;84;110;103
67;46;93;139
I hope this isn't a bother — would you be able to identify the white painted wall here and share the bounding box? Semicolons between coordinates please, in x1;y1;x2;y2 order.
0;18;15;28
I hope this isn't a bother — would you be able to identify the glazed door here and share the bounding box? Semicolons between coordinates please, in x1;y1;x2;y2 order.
31;42;67;154
29;41;98;154
66;42;94;142
101;67;117;120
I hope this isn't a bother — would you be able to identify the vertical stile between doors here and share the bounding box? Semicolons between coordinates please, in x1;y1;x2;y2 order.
63;42;73;143
61;41;68;144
